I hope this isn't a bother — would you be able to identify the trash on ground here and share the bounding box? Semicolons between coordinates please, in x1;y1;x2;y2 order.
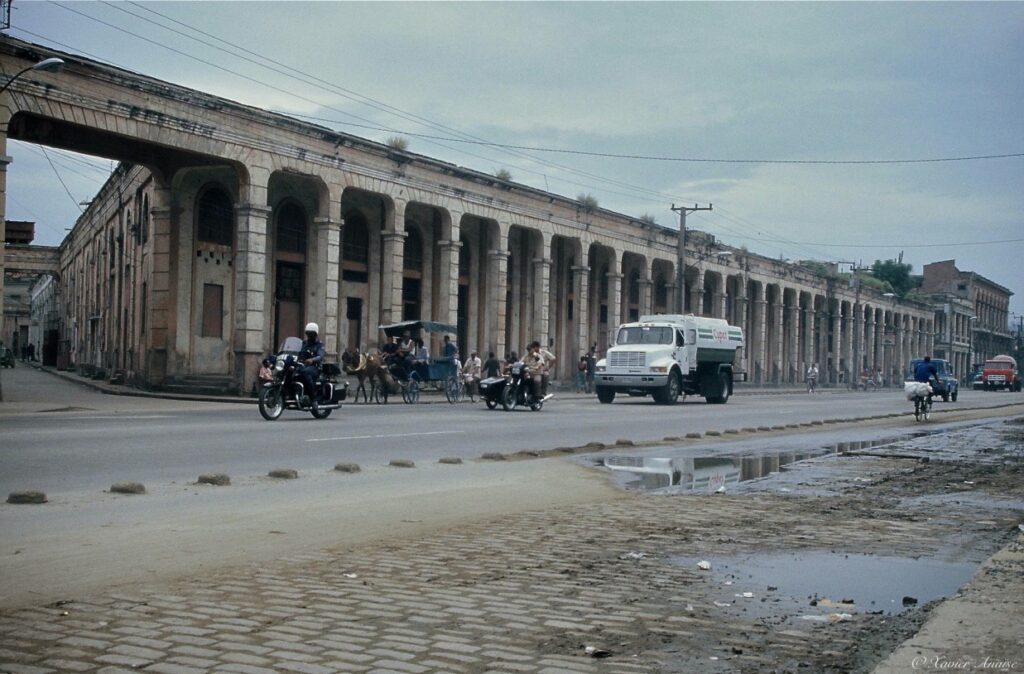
902;595;918;606
800;612;853;623
713;601;732;608
734;591;754;598
584;646;612;658
620;551;646;560
342;573;358;579
818;598;855;608
697;560;712;570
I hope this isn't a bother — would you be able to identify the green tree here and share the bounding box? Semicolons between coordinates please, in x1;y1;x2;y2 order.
871;259;916;297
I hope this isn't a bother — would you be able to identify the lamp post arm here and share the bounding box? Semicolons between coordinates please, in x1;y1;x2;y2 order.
0;65;36;97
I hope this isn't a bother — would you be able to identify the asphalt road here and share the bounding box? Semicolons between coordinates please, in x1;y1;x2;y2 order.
1;365;1020;496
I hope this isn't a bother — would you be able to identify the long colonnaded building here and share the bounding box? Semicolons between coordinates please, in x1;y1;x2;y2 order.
1;36;940;395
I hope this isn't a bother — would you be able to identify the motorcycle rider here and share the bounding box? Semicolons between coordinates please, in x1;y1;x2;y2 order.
298;322;326;406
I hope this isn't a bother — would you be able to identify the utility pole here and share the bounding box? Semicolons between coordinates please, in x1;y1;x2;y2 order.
671;203;712;314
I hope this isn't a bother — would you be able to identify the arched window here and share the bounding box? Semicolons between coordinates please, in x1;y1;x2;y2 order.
276;202;307;254
196;186;233;246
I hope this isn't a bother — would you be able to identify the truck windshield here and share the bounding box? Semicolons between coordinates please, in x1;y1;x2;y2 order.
616;326;674;345
985;362;1012;370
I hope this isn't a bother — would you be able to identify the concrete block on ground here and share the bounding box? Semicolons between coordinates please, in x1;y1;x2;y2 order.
334;463;361;473
389;459;416;468
110;481;146;494
438;457;463;465
7;490;47;504
197;473;230;486
268;469;298;479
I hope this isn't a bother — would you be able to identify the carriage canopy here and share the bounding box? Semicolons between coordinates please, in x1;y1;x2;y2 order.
379;320;458;338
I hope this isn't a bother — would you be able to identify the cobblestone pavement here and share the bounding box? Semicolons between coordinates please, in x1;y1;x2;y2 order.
2;421;1022;674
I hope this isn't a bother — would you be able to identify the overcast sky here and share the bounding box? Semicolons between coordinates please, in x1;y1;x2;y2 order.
5;1;1023;318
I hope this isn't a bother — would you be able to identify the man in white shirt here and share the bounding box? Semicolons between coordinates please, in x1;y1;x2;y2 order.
463;351;482;397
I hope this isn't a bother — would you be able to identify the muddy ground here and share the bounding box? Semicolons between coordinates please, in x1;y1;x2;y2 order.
0;416;1021;674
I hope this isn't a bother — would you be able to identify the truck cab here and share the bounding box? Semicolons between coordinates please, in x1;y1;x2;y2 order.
594;314;744;405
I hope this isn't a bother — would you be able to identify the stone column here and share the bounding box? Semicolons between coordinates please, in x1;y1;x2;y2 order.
436;239;461;330
787;303;801;384
379;200;406;327
831;308;842;386
313;216;341;357
773;300;784;384
752;298;766;384
573;265;591;357
716;292;728;320
485;239;509;358
145;185;174;388
532;257;552;347
689;274;703;316
380;231;406;326
866;310;877;371
852;304;863;375
233;201;271;395
638;279;653;317
606;272;623;346
803;306;815;371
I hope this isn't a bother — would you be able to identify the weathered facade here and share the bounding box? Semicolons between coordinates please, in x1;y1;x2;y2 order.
2;36;940;394
920;260;1014;366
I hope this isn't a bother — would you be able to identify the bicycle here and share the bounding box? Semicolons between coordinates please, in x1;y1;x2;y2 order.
913;393;931;422
806;376;818;394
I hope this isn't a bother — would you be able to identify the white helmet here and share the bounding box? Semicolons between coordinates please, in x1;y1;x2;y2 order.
304;322;319;335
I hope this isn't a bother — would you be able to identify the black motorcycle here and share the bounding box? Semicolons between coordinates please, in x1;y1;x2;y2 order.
479;373;510;410
499;362;549;412
258;337;347;420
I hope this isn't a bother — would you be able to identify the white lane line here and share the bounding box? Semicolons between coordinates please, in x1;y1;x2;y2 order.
76;415;173;420
306;430;466;443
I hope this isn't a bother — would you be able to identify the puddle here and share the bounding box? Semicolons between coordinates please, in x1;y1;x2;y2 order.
602;450;831;493
675;551;977;614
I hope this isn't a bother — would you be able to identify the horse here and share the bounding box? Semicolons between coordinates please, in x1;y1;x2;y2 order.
341;349;392;403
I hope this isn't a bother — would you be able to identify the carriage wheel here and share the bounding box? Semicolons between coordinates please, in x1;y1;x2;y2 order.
445;376;461;404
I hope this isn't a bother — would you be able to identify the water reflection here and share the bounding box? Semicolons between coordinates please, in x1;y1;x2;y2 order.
603;450;822;493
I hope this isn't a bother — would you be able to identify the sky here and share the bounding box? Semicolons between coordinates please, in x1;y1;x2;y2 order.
5;1;1023;319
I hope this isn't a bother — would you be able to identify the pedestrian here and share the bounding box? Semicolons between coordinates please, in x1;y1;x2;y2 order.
483;351;501;379
576;355;588;392
442;335;458;361
463;350;482;397
27;343;36;362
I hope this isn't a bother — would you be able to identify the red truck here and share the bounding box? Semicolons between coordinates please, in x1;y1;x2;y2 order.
981;355;1021;392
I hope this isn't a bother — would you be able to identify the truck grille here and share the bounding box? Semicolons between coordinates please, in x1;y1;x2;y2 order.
609;351;646;368
988;375;1006;383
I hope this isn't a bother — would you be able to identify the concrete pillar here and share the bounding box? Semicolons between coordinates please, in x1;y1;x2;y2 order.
573;264;590;357
638;279;653;317
145;185;174;388
787;302;801;384
753;298;767;384
689;275;703;316
436;239;461;330
485;232;509;358
866;311;877;371
852;304;864;375
773;299;784;384
830;308;842;386
716;292;728;320
532;257;552;347
233;200;271;395
313;216;341;358
803;306;815;372
606;272;623;346
379;200;406;326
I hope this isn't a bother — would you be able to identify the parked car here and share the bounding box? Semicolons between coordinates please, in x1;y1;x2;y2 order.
908;358;959;402
969;366;985;390
0;346;14;368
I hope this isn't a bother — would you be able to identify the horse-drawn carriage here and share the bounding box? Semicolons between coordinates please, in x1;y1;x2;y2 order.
342;320;463;404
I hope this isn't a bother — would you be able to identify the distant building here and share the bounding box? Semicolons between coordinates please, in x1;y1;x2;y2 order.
920;260;1014;366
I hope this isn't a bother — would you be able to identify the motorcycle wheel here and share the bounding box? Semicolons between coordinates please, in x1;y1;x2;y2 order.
501;385;516;411
258;385;284;421
530;399;543;412
486;398;498;410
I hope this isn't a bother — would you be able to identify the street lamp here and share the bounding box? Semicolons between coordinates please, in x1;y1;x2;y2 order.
0;57;65;96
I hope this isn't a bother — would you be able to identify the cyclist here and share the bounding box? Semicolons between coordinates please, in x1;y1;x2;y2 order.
806;362;819;393
913;356;939;409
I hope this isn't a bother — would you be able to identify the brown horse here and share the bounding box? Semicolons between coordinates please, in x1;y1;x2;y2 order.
341;349;392;403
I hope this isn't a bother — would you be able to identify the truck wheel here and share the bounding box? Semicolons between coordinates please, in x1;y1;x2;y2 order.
653;372;681;405
951;390;958;402
942;392;950;403
704;373;731;404
596;387;615;404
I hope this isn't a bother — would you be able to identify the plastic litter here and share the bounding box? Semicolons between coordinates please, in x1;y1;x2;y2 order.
714;486;727;494
584;646;612;658
800;612;853;623
697;560;712;570
734;592;754;598
342;573;358;579
620;551;646;560
713;601;732;608
818;598;855;608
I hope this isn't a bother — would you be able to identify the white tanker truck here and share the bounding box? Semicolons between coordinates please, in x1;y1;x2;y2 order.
594;314;745;405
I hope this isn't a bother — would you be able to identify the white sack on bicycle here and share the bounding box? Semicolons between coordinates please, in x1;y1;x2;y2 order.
904;381;932;401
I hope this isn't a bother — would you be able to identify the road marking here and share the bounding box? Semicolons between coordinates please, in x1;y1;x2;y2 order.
76;415;172;420
306;430;466;443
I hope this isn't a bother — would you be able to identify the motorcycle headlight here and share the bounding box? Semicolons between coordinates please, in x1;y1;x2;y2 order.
275;358;285;372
